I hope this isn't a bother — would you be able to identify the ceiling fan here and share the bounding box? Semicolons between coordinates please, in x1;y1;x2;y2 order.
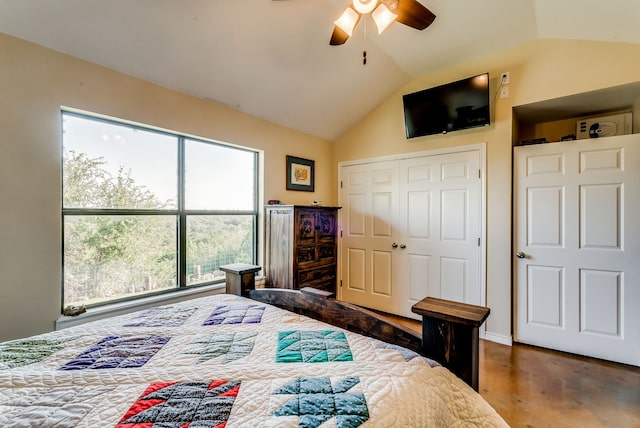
330;0;436;45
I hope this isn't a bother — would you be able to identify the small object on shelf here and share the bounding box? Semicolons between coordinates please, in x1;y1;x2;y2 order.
576;113;632;139
267;199;282;205
63;305;86;316
521;137;548;146
560;134;576;141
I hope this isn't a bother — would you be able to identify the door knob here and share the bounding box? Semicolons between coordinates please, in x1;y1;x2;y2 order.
392;243;398;248
400;244;406;249
516;251;526;259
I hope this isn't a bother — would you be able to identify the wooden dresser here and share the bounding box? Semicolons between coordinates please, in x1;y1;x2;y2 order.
264;205;340;293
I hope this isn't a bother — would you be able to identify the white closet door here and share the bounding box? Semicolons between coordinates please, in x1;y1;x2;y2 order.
339;149;483;319
397;150;482;318
340;161;401;312
514;135;640;366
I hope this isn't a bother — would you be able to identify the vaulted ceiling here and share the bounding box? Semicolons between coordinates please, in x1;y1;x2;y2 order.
1;0;639;140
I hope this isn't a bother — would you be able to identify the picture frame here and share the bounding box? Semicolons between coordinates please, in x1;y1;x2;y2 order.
286;155;315;192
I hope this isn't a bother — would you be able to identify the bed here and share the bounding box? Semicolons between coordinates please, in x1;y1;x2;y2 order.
0;287;508;426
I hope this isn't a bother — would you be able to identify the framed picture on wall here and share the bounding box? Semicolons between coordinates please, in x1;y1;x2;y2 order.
286;155;315;192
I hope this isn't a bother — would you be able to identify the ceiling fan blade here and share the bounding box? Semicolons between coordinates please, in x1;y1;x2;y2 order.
394;0;436;30
330;26;350;45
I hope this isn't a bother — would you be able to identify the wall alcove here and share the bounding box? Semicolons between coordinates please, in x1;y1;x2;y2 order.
512;81;640;146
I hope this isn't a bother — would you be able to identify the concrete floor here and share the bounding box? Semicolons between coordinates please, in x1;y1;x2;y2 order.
479;340;640;427
385;313;640;427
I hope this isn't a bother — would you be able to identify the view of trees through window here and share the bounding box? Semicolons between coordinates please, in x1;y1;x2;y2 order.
62;112;257;307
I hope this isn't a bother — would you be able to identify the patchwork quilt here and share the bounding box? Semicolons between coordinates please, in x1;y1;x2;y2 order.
0;294;508;427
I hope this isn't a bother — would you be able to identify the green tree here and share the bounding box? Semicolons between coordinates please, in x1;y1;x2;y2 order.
63;151;176;305
63;150;254;304
63;151;168;209
186;216;253;283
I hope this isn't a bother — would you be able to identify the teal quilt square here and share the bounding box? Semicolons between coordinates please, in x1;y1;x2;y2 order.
276;331;353;363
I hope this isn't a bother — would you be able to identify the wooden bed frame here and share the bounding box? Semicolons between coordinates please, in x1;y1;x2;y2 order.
221;263;489;391
250;287;423;354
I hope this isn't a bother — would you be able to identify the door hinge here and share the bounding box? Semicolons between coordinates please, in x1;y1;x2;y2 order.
340;230;343;238
477;237;481;246
340;280;343;287
478;169;481;179
340;181;343;188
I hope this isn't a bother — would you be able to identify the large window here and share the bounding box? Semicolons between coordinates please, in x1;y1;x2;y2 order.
62;111;258;307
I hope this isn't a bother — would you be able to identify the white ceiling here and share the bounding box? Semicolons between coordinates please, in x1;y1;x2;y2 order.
1;0;639;141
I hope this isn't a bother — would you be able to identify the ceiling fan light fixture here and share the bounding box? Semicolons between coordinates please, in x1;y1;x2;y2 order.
352;0;377;14
330;0;436;47
372;3;397;34
334;6;360;37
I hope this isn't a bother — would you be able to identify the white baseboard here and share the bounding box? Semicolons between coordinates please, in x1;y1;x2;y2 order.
482;331;513;346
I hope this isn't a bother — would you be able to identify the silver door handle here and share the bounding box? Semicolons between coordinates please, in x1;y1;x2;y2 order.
516;251;526;259
392;243;398;248
400;244;406;249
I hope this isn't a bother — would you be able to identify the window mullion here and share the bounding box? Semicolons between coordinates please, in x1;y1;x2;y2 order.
178;137;187;288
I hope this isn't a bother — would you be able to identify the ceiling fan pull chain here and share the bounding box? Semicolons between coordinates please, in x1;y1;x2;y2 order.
363;18;368;65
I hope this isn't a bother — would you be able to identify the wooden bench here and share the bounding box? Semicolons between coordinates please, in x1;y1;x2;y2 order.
412;297;490;391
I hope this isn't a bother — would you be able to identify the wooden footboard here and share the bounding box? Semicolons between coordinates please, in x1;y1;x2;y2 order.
248;287;423;355
219;264;422;354
220;263;489;391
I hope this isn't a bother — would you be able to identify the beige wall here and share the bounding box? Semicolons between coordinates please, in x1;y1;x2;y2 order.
0;33;333;341
3;32;640;343
332;39;640;340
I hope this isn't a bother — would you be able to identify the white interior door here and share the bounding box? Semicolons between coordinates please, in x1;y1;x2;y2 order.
340;148;484;319
514;135;640;366
397;151;482;317
340;160;401;312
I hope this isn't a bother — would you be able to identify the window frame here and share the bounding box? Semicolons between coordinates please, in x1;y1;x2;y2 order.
61;110;259;308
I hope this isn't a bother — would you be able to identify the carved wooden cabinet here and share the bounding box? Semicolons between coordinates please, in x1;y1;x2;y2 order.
265;205;340;293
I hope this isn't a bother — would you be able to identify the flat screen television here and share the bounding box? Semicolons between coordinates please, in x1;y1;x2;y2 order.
403;73;490;139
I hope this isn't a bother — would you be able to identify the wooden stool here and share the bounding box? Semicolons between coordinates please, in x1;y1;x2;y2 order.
220;263;262;297
412;297;490;391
